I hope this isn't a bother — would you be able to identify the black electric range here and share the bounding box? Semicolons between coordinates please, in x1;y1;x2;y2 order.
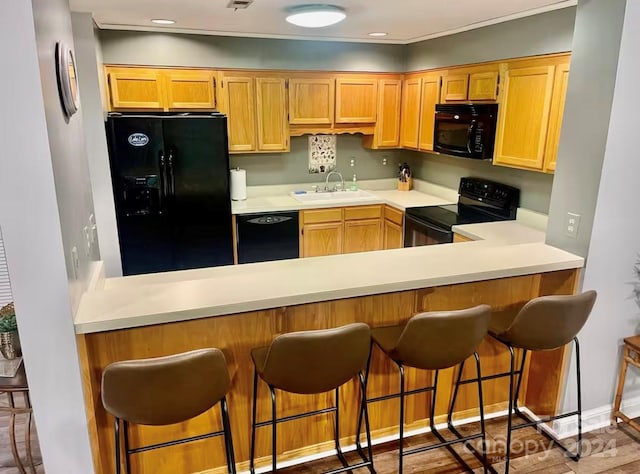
404;177;520;247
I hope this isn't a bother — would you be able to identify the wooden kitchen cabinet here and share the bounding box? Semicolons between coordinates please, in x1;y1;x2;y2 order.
400;77;422;149
440;69;499;103
493;64;556;171
441;73;469;102
164;70;217;109
106;68;164;110
221;74;289;153
543;62;570;173
288;77;335;125
300;206;383;257
383;205;404;249
106;67;218;111
343;205;382;254
362;78;402;149
221;75;257;152
255;77;289;151
335;77;378;123
418;74;441;151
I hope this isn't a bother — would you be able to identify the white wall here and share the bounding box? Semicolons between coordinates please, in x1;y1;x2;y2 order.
0;0;95;472
72;12;123;277
561;0;640;417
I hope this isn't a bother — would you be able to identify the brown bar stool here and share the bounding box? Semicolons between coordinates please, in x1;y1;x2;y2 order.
249;323;374;474
612;335;640;432
101;348;236;474
359;305;492;474
450;291;597;474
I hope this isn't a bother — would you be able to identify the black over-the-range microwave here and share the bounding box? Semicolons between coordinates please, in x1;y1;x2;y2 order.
433;103;499;159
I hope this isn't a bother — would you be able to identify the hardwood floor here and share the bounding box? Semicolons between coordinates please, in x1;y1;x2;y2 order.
278;416;640;474
0;399;637;474
0;393;43;474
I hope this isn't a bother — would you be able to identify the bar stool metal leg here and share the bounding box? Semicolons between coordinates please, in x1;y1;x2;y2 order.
270;386;277;473
398;364;405;474
114;417;121;474
358;372;375;473
220;396;237;474
505;345;516;474
575;337;583;459
123;420;131;474
250;369;259;474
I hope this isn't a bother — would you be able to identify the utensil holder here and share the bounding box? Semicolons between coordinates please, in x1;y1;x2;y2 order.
397;178;412;191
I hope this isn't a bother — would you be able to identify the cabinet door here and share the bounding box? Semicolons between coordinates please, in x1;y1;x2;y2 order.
344;219;382;254
468;71;499;101
108;69;164;110
374;79;402;147
383;219;403;250
441;74;469;102
494;65;555;170
256;77;289;152
335;78;378;123
544;63;570;173
302;222;343;257
164;70;216;110
418;75;441;151
223;76;257;152
400;78;422;149
289;78;334;125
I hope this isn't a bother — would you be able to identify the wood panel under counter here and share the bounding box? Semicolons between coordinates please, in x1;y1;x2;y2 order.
77;268;580;474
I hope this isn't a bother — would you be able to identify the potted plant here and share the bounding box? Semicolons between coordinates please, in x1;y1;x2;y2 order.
0;302;21;359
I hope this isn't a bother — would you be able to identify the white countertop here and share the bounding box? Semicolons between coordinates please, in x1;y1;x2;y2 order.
75;181;571;334
452;221;546;245
231;187;455;214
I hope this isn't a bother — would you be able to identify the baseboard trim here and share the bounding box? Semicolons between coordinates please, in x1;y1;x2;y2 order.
552;394;640;439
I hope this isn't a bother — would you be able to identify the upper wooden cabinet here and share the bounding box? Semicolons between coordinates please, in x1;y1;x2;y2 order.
288;77;334;125
106;67;217;111
400;74;440;151
220;73;289;153
255;77;289;152
362;78;402;149
335;77;378;123
107;68;164;110
221;75;256;153
400;77;423;149
493;64;556;170
164;70;217;109
543;63;570;173
440;69;499;103
441;74;469;102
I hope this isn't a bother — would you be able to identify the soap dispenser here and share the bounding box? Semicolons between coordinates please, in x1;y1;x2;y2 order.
351;174;358;191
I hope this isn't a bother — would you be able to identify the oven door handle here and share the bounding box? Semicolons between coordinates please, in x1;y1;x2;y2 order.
405;214;453;237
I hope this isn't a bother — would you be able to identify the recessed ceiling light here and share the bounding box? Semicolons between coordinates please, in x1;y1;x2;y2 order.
368;32;388;37
151;19;176;25
285;5;346;28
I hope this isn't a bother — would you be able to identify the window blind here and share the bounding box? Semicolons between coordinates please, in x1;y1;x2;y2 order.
0;233;13;306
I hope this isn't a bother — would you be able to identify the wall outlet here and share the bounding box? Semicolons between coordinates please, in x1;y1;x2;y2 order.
71;246;80;280
382;157;388;166
349;157;356;167
565;212;581;238
83;226;91;256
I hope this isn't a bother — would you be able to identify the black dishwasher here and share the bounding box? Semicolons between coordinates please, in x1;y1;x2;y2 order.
236;211;299;264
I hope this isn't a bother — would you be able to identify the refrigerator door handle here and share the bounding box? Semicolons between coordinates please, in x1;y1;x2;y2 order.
158;151;169;202
167;149;176;197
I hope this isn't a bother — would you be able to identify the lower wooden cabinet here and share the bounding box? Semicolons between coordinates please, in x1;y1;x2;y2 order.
383;205;404;249
300;205;384;257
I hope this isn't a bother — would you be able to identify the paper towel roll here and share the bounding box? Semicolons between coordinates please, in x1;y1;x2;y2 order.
230;168;247;201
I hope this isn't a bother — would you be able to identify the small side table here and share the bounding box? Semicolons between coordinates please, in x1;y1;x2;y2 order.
0;362;37;474
612;335;640;432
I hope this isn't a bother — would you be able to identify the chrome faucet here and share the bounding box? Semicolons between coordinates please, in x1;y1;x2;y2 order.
324;171;344;192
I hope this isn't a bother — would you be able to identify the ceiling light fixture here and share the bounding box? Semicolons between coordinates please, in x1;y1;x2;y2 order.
285;5;346;28
151;19;176;25
368;32;388;37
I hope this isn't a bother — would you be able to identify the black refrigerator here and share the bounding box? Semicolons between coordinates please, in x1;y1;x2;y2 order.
106;113;234;276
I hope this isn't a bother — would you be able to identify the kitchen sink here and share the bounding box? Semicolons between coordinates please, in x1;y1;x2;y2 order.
290;189;378;204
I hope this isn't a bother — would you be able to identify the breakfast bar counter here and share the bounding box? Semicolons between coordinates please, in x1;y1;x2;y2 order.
76;229;584;474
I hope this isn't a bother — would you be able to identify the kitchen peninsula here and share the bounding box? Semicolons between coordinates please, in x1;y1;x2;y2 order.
75;208;583;473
